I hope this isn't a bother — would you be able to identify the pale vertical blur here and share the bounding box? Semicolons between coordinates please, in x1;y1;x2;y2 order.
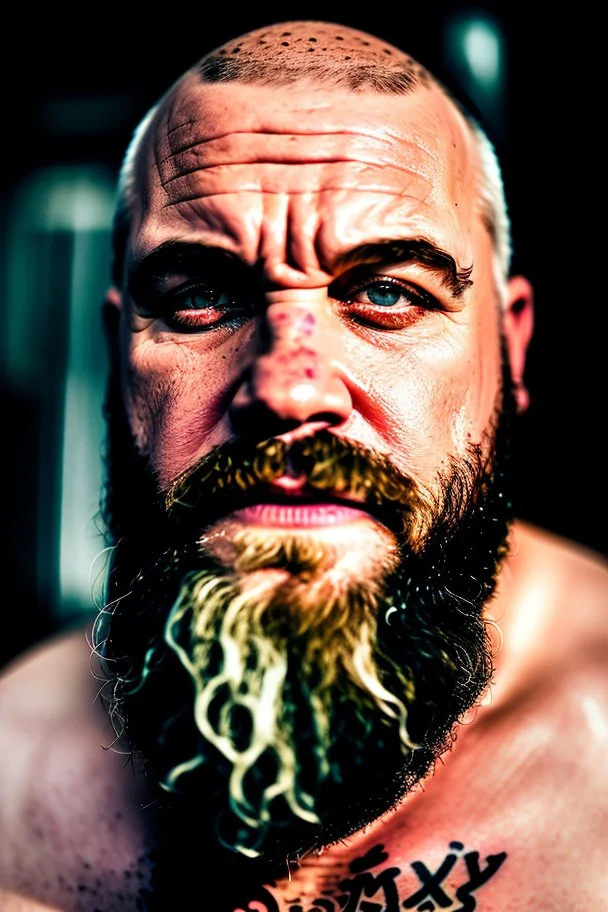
443;10;507;140
2;166;114;621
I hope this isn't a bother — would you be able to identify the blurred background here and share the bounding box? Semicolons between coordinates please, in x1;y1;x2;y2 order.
1;4;605;670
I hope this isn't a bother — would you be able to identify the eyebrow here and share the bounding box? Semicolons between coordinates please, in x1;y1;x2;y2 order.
127;241;242;300
332;239;473;298
128;237;474;301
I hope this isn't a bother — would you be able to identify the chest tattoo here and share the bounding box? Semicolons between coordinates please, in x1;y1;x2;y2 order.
239;841;507;912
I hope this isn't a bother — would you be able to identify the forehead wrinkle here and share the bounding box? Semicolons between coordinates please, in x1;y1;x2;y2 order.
156;157;433;214
257;191;289;272
285;192;324;276
165;117;198;140
160;123;439;152
158;185;432;211
157;80;440;149
137;192;249;260
159;162;433;196
158;134;430;172
156;129;436;180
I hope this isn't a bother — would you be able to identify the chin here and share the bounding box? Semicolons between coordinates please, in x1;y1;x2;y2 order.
201;512;400;590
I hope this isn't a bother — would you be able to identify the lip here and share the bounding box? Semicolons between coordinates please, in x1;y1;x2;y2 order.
229;501;373;528
222;476;380;529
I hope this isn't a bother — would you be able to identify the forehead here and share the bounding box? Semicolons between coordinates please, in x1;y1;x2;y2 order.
133;72;481;270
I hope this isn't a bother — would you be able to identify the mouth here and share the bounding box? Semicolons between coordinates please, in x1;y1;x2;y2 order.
195;479;404;572
162;432;413;544
220;480;396;532
228;500;373;528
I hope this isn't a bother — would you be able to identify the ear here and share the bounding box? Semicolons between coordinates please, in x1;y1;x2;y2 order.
103;286;123;371
503;275;534;414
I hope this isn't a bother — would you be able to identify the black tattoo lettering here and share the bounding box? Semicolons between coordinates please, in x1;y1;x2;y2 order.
453;850;508;912
248;840;506;911
403;841;507;911
402;851;460;908
337;842;401;911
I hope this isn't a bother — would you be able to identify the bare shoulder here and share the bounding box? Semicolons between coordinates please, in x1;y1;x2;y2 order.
0;623;115;775
495;519;608;707
0;627;157;910
513;517;608;572
0;625;110;787
0;622;111;838
509;519;608;628
0;624;99;720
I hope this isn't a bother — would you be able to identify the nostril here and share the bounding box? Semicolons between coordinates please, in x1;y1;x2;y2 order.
305;411;347;426
229;400;304;439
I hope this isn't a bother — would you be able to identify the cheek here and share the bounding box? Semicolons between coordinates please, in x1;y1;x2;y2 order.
360;330;501;480
447;329;503;452
121;339;231;484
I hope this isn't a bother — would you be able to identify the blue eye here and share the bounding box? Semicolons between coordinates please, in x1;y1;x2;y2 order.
331;273;440;331
350;278;424;311
365;283;403;307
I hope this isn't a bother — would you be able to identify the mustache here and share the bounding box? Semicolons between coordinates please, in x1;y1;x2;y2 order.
159;430;421;539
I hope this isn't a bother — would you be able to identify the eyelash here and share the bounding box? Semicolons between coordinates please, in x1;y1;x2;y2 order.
144;274;438;333
151;282;257;332
334;276;438;329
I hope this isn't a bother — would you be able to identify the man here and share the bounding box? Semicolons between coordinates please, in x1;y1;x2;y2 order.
1;18;606;912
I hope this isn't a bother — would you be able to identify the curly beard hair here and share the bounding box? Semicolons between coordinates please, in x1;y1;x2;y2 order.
94;353;517;872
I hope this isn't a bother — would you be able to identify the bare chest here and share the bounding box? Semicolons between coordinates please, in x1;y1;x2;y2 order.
249;708;608;912
6;694;607;912
251;794;605;912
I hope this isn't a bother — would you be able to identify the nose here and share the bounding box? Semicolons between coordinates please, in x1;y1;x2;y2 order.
229;291;353;439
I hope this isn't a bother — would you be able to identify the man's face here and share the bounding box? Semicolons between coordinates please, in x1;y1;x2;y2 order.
119;75;507;492
101;67;531;862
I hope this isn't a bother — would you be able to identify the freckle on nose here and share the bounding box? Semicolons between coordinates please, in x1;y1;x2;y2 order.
300;313;316;334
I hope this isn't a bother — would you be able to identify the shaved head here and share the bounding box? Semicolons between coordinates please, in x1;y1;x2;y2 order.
197;20;431;92
111;20;512;292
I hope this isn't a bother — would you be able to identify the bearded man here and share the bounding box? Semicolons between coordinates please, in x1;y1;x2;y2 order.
0;19;607;912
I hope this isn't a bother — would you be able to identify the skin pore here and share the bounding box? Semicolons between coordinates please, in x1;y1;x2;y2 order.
93;19;536;910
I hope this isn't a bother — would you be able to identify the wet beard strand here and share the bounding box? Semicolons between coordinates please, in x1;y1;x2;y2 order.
95;364;517;896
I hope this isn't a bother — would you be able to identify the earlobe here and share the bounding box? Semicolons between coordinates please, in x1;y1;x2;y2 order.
503;275;534;414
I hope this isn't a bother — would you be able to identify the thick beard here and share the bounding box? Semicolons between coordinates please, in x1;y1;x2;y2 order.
94;356;517;874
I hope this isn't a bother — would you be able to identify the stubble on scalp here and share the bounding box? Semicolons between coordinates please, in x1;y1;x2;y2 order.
196;20;432;94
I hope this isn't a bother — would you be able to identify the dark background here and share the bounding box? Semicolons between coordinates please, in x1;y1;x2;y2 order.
1;4;605;670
